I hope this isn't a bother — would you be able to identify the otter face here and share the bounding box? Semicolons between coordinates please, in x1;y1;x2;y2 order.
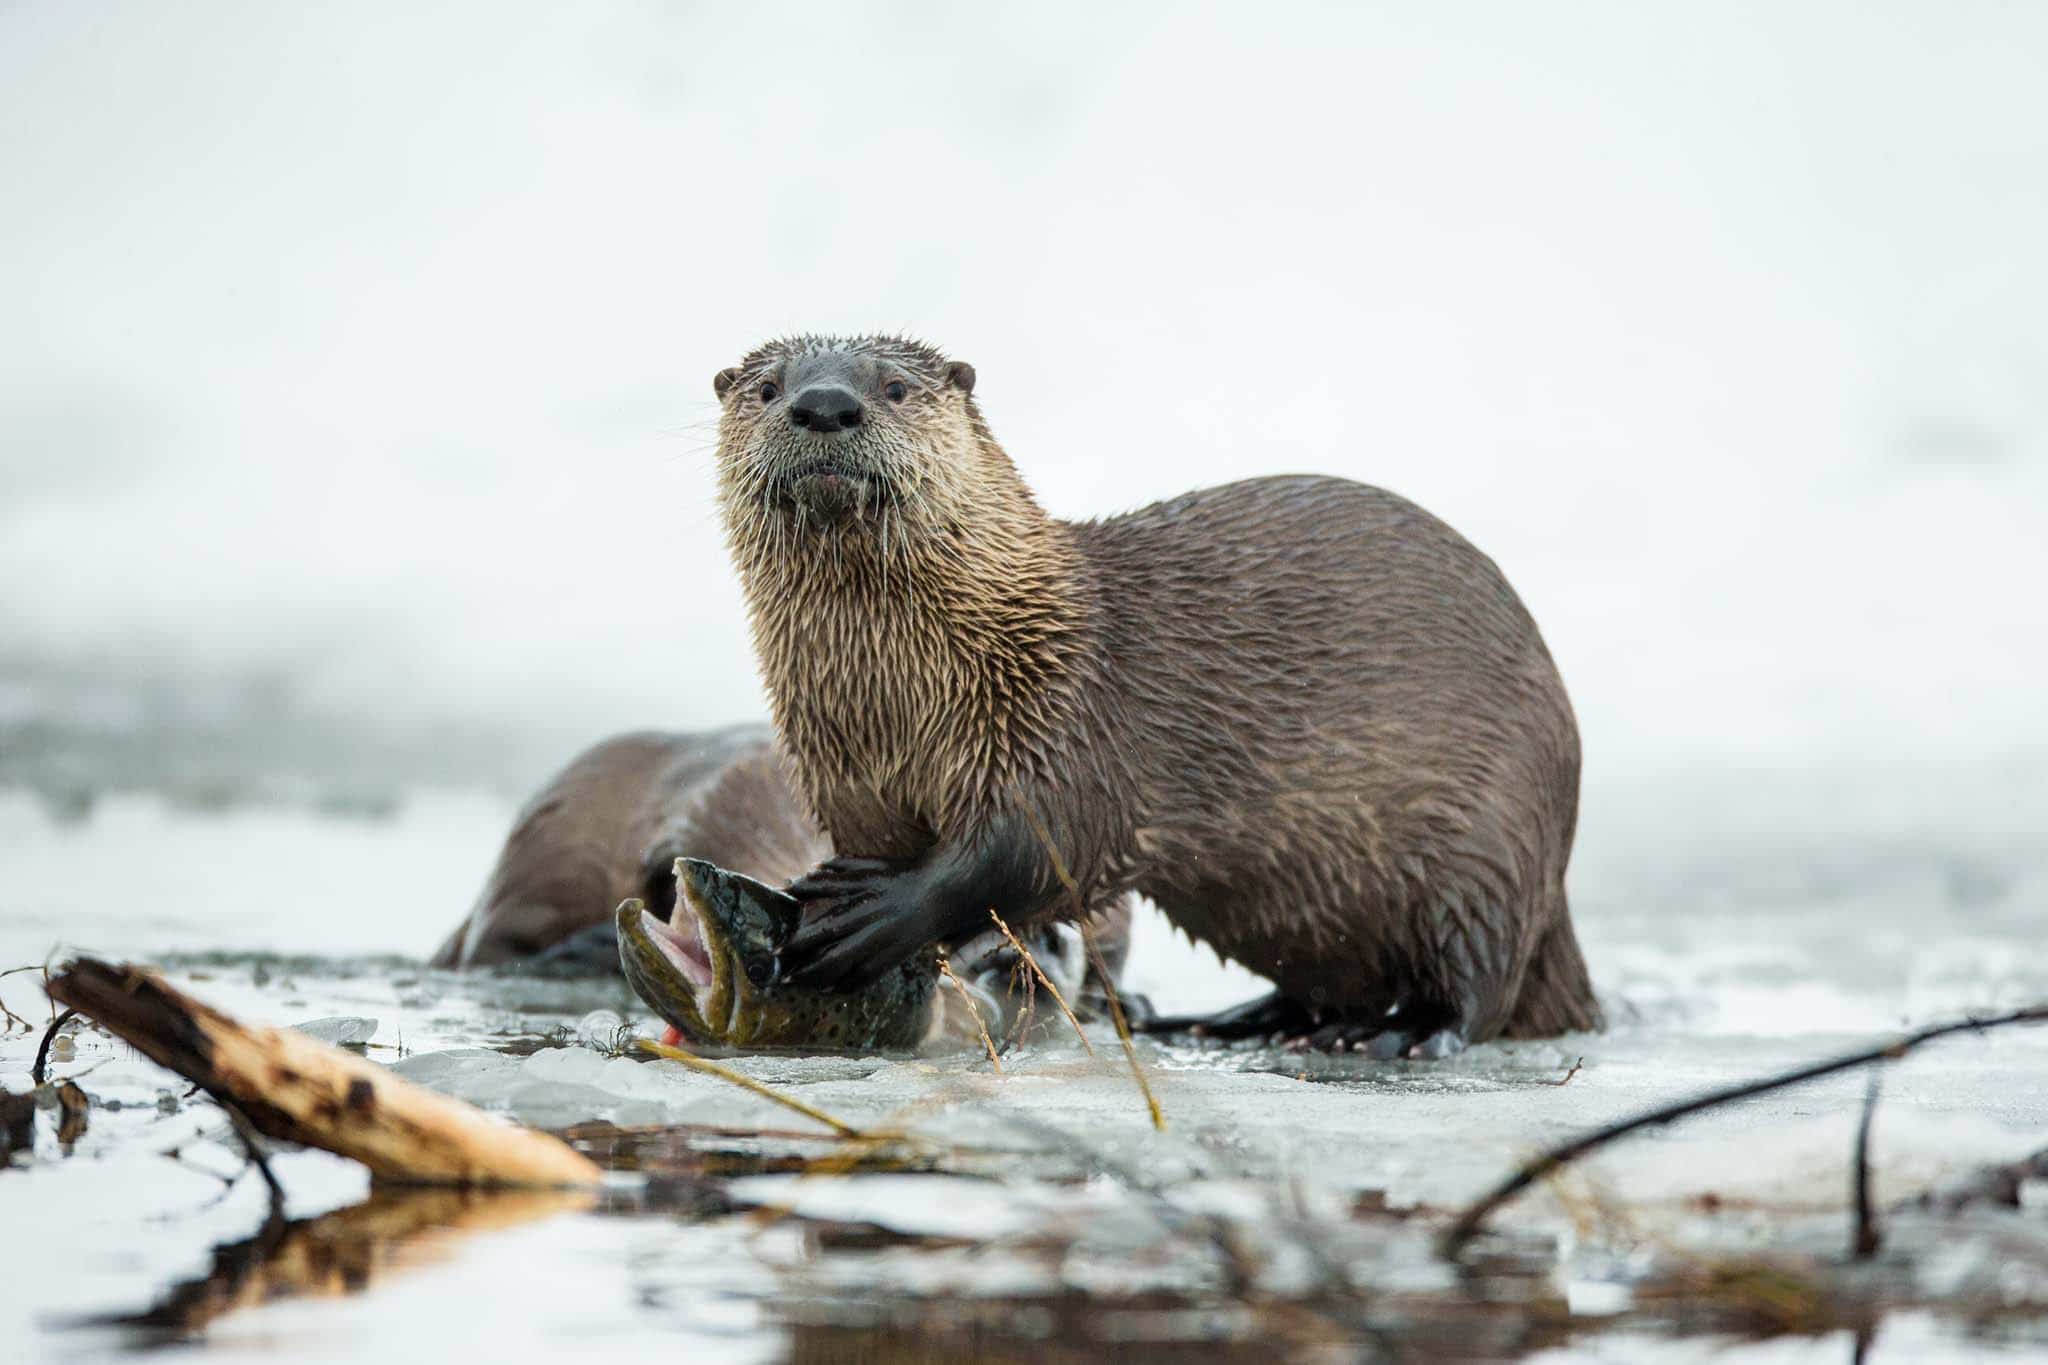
713;335;978;529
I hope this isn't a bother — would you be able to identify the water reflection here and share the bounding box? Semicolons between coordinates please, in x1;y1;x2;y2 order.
94;1187;594;1344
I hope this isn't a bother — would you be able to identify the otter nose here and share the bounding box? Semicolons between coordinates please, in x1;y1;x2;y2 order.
787;385;864;433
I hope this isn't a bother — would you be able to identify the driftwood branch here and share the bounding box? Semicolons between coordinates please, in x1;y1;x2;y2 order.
46;957;600;1188
1444;1003;2048;1257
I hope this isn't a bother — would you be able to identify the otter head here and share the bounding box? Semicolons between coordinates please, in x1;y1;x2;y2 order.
712;335;987;534
710;335;1087;785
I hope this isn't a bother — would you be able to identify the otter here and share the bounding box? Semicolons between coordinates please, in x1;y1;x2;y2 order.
429;726;822;970
713;334;1601;1057
429;727;1132;1037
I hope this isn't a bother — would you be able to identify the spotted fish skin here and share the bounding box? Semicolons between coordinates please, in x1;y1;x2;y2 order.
617;859;936;1053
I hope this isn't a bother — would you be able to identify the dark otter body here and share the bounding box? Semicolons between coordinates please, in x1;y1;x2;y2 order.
430;726;1133;1012
716;335;1600;1056
430;725;825;970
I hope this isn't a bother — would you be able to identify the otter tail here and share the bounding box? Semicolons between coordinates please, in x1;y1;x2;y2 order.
1502;900;1603;1037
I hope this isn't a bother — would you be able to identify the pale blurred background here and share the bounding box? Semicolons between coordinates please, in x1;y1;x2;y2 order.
3;3;2044;966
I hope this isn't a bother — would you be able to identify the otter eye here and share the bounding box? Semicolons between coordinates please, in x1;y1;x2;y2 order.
758;382;779;404
883;380;908;404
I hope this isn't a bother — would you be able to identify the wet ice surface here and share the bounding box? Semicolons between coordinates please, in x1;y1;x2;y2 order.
3;764;2047;1362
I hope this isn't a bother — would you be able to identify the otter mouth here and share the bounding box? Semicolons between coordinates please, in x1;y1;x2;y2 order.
769;454;897;520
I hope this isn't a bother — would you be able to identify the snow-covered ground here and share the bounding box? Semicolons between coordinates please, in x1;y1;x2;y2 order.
3;758;2044;1360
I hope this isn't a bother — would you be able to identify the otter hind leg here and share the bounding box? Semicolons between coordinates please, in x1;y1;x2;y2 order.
1501;909;1603;1038
1135;872;1536;1056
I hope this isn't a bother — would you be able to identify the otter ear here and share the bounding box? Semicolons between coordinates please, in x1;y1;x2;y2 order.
713;366;744;400
944;361;976;395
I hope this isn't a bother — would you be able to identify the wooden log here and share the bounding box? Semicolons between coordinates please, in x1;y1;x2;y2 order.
46;957;600;1188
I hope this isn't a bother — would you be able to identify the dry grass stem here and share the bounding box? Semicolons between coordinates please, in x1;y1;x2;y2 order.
1009;785;1164;1128
1082;923;1165;1132
1001;952;1037;1051
936;950;1003;1073
988;910;1094;1058
637;1037;873;1139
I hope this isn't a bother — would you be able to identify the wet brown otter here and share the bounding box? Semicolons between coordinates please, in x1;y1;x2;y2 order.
429;726;822;970
429;728;1132;1043
716;334;1602;1057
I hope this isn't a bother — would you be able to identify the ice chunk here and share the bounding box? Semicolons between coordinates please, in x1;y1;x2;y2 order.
724;1173;1104;1240
573;1009;627;1051
389;1047;514;1092
520;1045;610;1086
290;1015;378;1046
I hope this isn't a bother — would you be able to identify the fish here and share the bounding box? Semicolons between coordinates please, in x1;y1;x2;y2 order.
616;857;1099;1053
617;858;939;1052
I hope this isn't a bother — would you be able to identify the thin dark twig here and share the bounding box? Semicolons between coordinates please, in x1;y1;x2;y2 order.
1542;1057;1584;1087
0;963;52;1018
32;1007;79;1086
1442;1003;2048;1257
1852;1067;1884;1259
217;1098;287;1228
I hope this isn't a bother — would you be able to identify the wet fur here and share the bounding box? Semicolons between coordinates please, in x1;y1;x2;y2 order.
429;726;826;968
718;335;1601;1045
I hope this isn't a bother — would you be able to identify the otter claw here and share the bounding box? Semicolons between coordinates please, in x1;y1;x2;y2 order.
776;864;935;990
1404;1028;1467;1060
1355;1026;1468;1059
1270;1022;1471;1058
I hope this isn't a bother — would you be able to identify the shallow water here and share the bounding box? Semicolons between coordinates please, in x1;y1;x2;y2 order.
3;763;2047;1362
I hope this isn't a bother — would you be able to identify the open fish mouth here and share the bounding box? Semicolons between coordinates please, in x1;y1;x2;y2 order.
615;861;744;1044
618;856;935;1053
638;902;712;992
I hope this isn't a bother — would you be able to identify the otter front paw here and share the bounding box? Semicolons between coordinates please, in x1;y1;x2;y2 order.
778;861;934;990
786;855;908;901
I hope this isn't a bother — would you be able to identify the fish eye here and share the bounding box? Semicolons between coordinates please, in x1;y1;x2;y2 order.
759;381;779;404
883;380;908;404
